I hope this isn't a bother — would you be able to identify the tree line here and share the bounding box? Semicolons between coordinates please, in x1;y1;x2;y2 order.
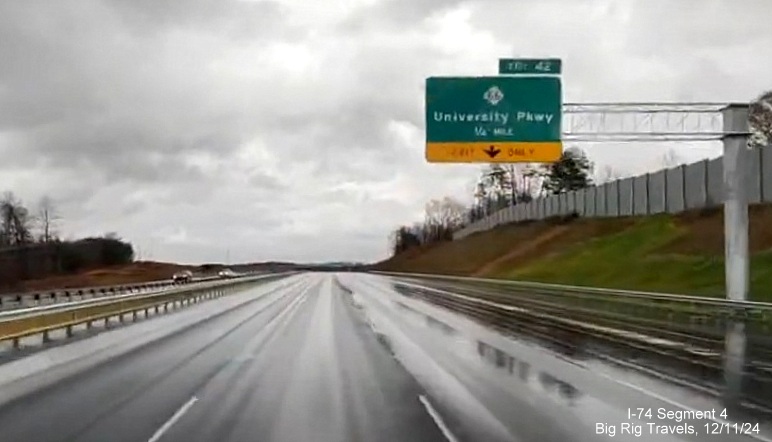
0;192;134;290
390;148;594;256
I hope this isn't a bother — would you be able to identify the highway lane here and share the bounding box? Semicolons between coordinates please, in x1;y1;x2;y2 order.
0;273;448;442
384;275;772;411
0;272;770;442
338;273;772;442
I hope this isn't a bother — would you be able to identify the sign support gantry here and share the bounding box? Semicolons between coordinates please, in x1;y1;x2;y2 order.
562;102;746;142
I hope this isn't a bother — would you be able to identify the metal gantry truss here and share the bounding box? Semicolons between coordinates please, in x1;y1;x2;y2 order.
563;102;747;142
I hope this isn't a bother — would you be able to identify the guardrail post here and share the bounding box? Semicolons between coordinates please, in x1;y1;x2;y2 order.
722;104;750;410
132;311;138;322
66;325;73;338
42;330;51;343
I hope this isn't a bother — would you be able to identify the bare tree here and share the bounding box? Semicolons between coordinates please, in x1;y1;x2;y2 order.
520;164;542;200
425;197;465;232
419;197;464;243
473;179;489;218
499;164;520;204
750;90;772;147
37;195;61;243
482;165;510;209
0;192;33;246
477;164;535;210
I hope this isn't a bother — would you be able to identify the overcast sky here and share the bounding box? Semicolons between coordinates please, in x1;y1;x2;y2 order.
1;0;771;264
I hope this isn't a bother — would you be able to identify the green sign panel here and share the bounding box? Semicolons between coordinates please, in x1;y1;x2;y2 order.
425;76;562;142
499;58;562;75
425;76;562;163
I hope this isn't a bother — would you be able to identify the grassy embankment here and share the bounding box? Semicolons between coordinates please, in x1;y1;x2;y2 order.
375;205;772;302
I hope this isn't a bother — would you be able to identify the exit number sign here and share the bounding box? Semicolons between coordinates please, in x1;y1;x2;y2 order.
499;58;562;75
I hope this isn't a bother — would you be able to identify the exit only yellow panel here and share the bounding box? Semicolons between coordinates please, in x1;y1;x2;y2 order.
426;142;562;163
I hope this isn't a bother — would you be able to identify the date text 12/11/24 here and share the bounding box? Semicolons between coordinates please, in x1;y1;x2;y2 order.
705;422;760;435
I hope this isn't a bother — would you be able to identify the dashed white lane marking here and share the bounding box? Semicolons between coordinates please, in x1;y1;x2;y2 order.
419;394;460;442
147;395;198;442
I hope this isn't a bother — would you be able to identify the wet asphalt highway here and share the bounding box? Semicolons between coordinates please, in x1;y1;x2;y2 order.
0;273;770;442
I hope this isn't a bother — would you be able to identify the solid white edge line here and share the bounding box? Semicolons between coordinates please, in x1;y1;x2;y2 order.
147;395;199;442
419;394;460;442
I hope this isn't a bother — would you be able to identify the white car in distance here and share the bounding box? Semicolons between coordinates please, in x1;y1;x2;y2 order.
172;270;194;284
218;268;237;278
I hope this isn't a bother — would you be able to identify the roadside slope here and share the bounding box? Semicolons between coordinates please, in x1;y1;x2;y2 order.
374;204;772;301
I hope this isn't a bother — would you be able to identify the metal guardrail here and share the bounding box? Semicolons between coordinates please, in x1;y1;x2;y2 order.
0;279;174;310
372;271;772;345
371;271;772;319
0;275;249;321
0;272;266;311
370;271;770;306
0;272;293;348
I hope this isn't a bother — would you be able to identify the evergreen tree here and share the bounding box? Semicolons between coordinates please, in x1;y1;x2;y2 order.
538;148;593;195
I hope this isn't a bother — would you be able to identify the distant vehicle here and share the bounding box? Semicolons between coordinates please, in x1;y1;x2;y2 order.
218;268;237;278
172;270;194;283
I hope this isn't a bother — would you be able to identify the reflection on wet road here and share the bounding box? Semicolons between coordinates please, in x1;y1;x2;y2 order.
0;272;769;442
390;276;772;413
339;273;772;442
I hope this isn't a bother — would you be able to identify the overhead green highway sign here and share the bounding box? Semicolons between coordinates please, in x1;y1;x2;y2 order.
499;58;562;75
425;76;562;163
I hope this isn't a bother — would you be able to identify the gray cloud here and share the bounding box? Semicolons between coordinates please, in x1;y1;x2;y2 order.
1;0;770;263
103;0;289;38
338;0;466;32
0;0;290;179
